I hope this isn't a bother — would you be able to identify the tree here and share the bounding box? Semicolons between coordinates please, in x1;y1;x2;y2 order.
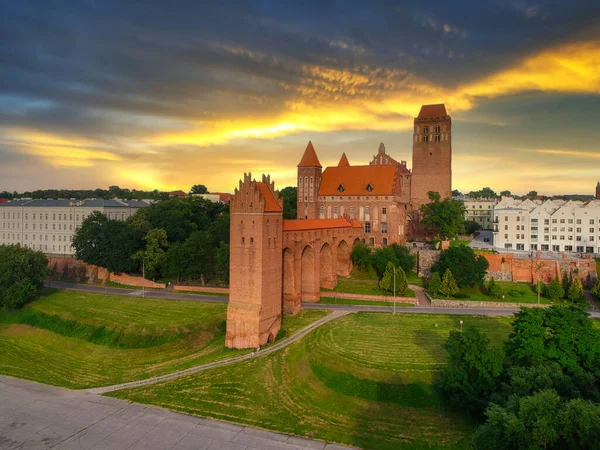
431;246;489;287
545;278;564;302
467;187;498;199
351;242;372;272
562;273;571;300
0;245;49;309
379;262;395;292
500;190;512;198
164;242;187;282
135;198;197;244
279;186;297;220
452;189;463;197
134;228;168;280
373;244;415;276
568;277;584;303
527;190;538;198
464;220;482;235
505;306;600;375
420;191;466;239
591;279;600;299
189;184;208;195
215;241;230;284
439;269;459;299
429;272;441;296
182;230;215;284
436;327;504;415
487;278;504;299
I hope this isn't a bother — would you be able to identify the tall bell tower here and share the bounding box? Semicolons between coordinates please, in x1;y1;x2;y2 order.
297;141;322;220
410;104;452;208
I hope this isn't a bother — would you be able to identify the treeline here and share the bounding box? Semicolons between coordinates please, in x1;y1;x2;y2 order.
438;305;600;449
1;186;170;201
72;197;230;285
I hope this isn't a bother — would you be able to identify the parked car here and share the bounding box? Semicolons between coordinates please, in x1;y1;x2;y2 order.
483;237;490;242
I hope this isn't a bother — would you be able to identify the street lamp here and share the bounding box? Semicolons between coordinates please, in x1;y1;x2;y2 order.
460;320;463;332
392;266;396;315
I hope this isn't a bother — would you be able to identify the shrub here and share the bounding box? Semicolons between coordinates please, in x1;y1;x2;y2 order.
545;278;564;302
591;280;600;299
487;278;504;299
0;245;49;310
439;269;459;299
429;272;441;296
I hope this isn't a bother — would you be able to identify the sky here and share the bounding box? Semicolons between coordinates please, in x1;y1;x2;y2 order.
1;0;600;196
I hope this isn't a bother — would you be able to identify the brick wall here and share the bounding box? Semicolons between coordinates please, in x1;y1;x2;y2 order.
320;292;416;304
173;285;229;294
47;257;109;284
110;273;166;289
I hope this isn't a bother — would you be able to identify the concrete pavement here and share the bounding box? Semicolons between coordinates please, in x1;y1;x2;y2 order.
0;376;355;450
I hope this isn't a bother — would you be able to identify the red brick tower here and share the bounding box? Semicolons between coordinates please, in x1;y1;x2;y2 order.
410;104;452;208
596;181;600;200
297;141;322;219
225;173;283;349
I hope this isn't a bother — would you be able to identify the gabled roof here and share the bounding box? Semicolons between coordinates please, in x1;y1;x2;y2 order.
283;218;355;232
338;152;350;167
256;182;282;213
319;165;396;196
417;104;447;119
298;141;322;168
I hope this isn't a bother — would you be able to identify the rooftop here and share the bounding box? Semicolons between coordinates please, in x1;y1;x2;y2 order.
320;165;397;196
283;218;358;232
297;141;322;168
417;104;448;119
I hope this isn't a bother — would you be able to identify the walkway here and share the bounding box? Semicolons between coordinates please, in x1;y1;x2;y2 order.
88;310;349;395
46;281;600;319
0;376;356;450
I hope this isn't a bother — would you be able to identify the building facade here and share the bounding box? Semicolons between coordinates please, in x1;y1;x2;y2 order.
493;197;600;254
0;199;150;256
462;198;496;229
296;104;452;246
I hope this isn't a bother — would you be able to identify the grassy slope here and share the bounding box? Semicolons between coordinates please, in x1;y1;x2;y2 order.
324;279;416;298
434;281;552;304
0;290;328;389
112;313;513;450
319;297;415;307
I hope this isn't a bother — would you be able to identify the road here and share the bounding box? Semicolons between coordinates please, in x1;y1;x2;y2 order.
469;229;494;251
0;376;355;450
48;280;600;318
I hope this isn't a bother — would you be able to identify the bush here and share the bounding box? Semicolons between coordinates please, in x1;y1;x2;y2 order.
452;292;470;299
0;245;49;310
432;246;489;287
592;280;600;299
487;278;504;299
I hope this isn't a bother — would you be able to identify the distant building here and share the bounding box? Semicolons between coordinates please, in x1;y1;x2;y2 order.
596;181;600;200
493;197;600;254
0;199;151;256
194;192;232;204
0;199;8;204
462;198;496;229
167;190;188;198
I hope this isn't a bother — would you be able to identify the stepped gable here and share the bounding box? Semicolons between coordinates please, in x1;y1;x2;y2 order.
297;141;322;168
230;173;283;213
337;152;350;167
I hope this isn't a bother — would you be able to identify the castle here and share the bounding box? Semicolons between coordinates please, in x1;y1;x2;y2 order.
225;104;452;348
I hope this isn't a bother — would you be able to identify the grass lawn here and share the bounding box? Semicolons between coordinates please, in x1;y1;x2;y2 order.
173;289;229;297
105;281;141;290
0;289;327;389
318;297;415;307
433;281;552;304
111;313;513;450
323;279;416;298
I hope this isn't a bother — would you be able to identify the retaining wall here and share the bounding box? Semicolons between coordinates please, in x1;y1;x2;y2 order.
173;285;229;294
320;292;415;304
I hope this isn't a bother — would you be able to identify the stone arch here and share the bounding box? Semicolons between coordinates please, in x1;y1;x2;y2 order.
319;243;336;289
337;240;352;276
301;245;319;302
282;247;298;314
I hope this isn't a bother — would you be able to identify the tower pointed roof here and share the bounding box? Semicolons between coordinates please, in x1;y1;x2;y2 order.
297;141;322;168
338;152;350;167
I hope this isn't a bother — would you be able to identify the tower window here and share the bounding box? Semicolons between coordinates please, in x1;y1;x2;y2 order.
435;125;440;133
424;135;429;143
423;126;429;134
435;134;440;142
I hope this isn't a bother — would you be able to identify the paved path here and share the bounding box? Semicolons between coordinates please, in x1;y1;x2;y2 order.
0;376;356;450
46;281;600;319
88;310;349;395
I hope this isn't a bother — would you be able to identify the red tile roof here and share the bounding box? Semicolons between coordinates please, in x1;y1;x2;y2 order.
283;218;355;231
256;182;282;212
338;152;350;167
167;190;188;198
298;141;322;168
319;165;396;196
417;104;447;119
211;192;232;202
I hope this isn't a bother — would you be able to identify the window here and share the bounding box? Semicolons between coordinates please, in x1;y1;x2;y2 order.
382;207;386;215
381;222;388;234
560;219;565;224
568;219;573;224
544;219;549;225
435;134;440;142
423;134;429;143
577;227;581;232
337;184;345;193
383;238;387;246
591;228;595;233
531;218;538;223
591;219;595;224
334;206;338;219
424;126;429;134
505;225;508;230
505;216;508;221
365;183;373;192
577;219;582;224
319;206;324;219
552;219;557;223
516;216;520;222
364;222;371;234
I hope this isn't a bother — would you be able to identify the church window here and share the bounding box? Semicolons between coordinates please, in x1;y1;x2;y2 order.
338;184;345;193
382;207;386;215
320;206;324;219
381;222;388;234
349;207;354;218
364;221;371;234
334;207;338;219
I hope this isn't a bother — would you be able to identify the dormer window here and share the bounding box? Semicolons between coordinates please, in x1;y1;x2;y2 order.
366;183;373;192
338;184;345;193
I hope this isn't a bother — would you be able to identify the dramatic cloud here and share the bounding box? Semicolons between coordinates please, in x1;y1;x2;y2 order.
1;0;600;194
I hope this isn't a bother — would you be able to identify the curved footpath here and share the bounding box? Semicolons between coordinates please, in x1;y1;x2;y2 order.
87;310;349;395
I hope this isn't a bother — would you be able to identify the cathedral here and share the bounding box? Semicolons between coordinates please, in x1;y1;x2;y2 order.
296;103;452;245
225;104;453;348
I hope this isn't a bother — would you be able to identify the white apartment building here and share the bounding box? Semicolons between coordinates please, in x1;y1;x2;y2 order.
462;198;496;229
0;199;151;256
493;198;600;254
